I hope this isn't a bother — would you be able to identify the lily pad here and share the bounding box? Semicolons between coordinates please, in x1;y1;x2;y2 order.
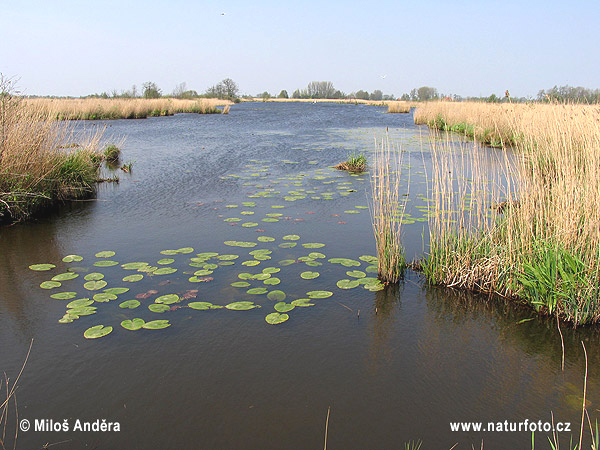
94;260;119;267
262;267;281;274
302;243;325;249
148;304;170;313
231;281;251;288
84;280;107;291
40;280;61;289
337;279;360;289
121;318;145;331
265;313;289;325
278;242;297;249
257;236;275;242
274;302;295;313
143;320;171;329
176;247;194;254
217;255;239;261
93;293;117;302
84;325;113;339
62;255;83;263
154;267;177;275
123;274;144;282
51;272;79;282
308;252;326;259
359;255;378;264
241;222;258;228
300;271;320;280
263;277;281;285
29;263;56;271
157;258;175;265
307;290;333;299
67;306;97;316
346;270;366;278
193;269;213;276
119;300;141;309
247;287;268;295
155;294;180;304
67;298;93;308
225;301;259;310
50;291;77;300
278;260;296;266
188;302;213;310
291;299;315;307
224;241;257;248
365;265;379;273
267;290;286;301
84;272;104;281
242;260;261;266
282;235;300;241
121;262;149;270
160;249;179;255
104;287;130;295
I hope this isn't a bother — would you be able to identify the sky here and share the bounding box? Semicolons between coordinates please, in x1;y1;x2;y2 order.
1;0;599;98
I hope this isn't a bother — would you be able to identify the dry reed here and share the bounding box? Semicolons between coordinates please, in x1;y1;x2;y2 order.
370;136;407;282
386;101;411;113
26;97;231;120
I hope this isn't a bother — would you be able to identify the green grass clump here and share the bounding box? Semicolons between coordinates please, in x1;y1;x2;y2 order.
103;145;121;162
335;153;367;172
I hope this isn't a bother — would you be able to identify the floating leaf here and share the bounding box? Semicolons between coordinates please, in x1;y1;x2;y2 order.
66;298;93;308
155;294;180;304
119;300;141;309
307;290;333;299
193;269;213;276
188;302;213;310
267;290;286;301
94;260;119;267
302;243;325;249
84;280;107;291
95;251;115;258
365;265;379;273
50;291;77;300
40;280;61;289
143;320;171;329
238;273;253;280
58;315;74;324
84;272;104;281
84;325;113;339
247;287;268;295
67;306;97;316
274;302;295;313
346;270;366;278
263;277;281;285
329;258;361;267
300;271;320;280
224;241;257;248
62;255;83;263
337;279;360;289
308;252;326;259
278;242;297;249
282;235;300;241
279;260;296;266
265;313;289;325
359;255;378;264
291;299;314;307
148;304;170;313
262;267;280;274
93;293;117;302
121;262;149;270
217;255;239;261
123;274;144;282
231;281;251;288
160;249;179;255
137;266;157;273
241;222;258;228
176;247;194;254
154;267;177;275
29;263;56;271
225;301;259;310
203;263;218;269
257;236;275;242
305;261;322;267
50;272;78;282
157;258;175;265
104;287;129;295
121;318;145;331
242;260;261;266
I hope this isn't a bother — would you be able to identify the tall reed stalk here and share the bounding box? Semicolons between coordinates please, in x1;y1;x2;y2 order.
370;136;407;283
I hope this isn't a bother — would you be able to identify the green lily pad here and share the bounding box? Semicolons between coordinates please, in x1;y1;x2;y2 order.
137;266;157;273
225;301;259;310
51;272;79;281
224;217;242;222
262;267;281;274
217;255;239;261
157;258;175;265
193;269;213;276
94;260;119;267
238;273;253;280
155;294;180;304
29;263;56;271
252;273;271;281
224;241;257;248
203;263;219;269
50;291;77;300
346;270;366;278
274;302;295;313
231;281;251;288
84;272;104;281
337;279;360;289
278;242;297;248
305;261;322;267
267;290;286;301
121;262;149;270
257;236;276;242
148;304;170;313
123;274;144;282
104;287;129;295
143;320;171;329
359;255;378;263
265;313;289;325
300;271;320;280
188;302;213;310
176;247;194;254
95;251;115;258
302;243;325;249
247;287;268;295
329;258;361;267
242;260;261;266
40;280;61;289
308;252;326;259
67;306;97;316
263;277;281;285
160;250;179;255
121;318;145;331
93;293;117;302
84;280;107;291
241;222;258;228
291;299;315;307
58;315;75;323
119;300;141;309
154;267;177;275
307;290;333;299
279;260;296;266
62;255;83;263
365;265;379;273
282;235;300;241
84;325;113;339
67;298;93;308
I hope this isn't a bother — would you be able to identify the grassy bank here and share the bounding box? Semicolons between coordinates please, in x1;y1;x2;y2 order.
26;97;231;120
417;103;600;325
0;93;106;223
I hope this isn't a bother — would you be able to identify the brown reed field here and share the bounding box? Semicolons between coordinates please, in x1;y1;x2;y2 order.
417;102;600;325
386;101;412;113
0;93;106;222
26;97;231;120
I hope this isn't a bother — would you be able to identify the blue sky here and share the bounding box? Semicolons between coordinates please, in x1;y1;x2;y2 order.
1;0;599;98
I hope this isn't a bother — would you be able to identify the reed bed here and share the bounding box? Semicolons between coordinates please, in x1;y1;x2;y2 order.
26;97;231;120
420;103;600;325
386;101;411;113
370;136;407;283
0;94;105;222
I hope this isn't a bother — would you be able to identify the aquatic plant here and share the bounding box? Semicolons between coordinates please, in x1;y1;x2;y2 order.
334;153;367;172
103;144;121;162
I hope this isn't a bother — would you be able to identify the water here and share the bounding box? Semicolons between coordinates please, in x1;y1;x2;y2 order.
0;102;598;449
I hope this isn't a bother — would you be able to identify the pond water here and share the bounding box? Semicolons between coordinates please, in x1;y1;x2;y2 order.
1;102;598;449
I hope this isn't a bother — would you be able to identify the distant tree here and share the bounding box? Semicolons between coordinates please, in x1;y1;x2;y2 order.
416;86;438;101
400;93;410;101
259;91;271;101
172;82;188;98
487;93;499;103
370;90;383;101
278;90;289;99
142;82;162;98
221;78;239;98
537;85;600;103
305;81;337;99
383;94;395;101
292;89;301;99
355;90;370;100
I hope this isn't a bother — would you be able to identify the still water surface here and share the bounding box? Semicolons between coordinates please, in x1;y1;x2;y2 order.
0;103;598;449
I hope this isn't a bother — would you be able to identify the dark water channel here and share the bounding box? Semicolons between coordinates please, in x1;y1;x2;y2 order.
1;103;598;449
